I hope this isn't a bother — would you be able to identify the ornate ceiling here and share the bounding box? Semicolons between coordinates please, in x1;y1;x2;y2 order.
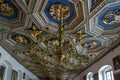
0;0;120;80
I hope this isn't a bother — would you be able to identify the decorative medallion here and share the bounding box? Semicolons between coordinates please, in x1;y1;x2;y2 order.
49;3;69;20
102;10;120;25
44;0;74;23
98;5;120;29
0;2;14;16
11;33;30;44
0;0;18;19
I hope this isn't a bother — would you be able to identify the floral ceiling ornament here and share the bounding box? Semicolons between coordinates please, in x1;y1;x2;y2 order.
0;1;14;16
49;3;69;20
27;24;43;39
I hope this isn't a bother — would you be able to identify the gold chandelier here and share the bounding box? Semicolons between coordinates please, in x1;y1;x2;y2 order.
22;3;97;70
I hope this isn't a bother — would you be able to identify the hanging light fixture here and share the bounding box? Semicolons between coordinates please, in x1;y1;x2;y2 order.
43;3;82;66
25;3;96;70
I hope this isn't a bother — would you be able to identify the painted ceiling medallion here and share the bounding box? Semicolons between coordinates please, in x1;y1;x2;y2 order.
44;0;74;23
0;0;18;19
98;5;120;29
0;2;14;16
49;3;69;20
11;33;29;44
102;10;120;25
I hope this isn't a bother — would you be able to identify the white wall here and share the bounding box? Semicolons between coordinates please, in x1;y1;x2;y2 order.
0;46;40;80
74;45;120;80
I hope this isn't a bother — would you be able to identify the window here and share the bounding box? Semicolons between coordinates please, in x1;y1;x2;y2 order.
0;65;5;80
98;65;114;80
23;72;26;80
105;70;114;80
11;70;18;80
93;73;98;80
0;53;1;58
87;72;94;80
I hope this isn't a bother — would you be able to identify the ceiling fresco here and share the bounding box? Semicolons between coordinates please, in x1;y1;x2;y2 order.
0;0;120;80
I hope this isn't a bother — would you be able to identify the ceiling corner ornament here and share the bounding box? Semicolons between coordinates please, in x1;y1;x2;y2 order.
44;0;74;23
